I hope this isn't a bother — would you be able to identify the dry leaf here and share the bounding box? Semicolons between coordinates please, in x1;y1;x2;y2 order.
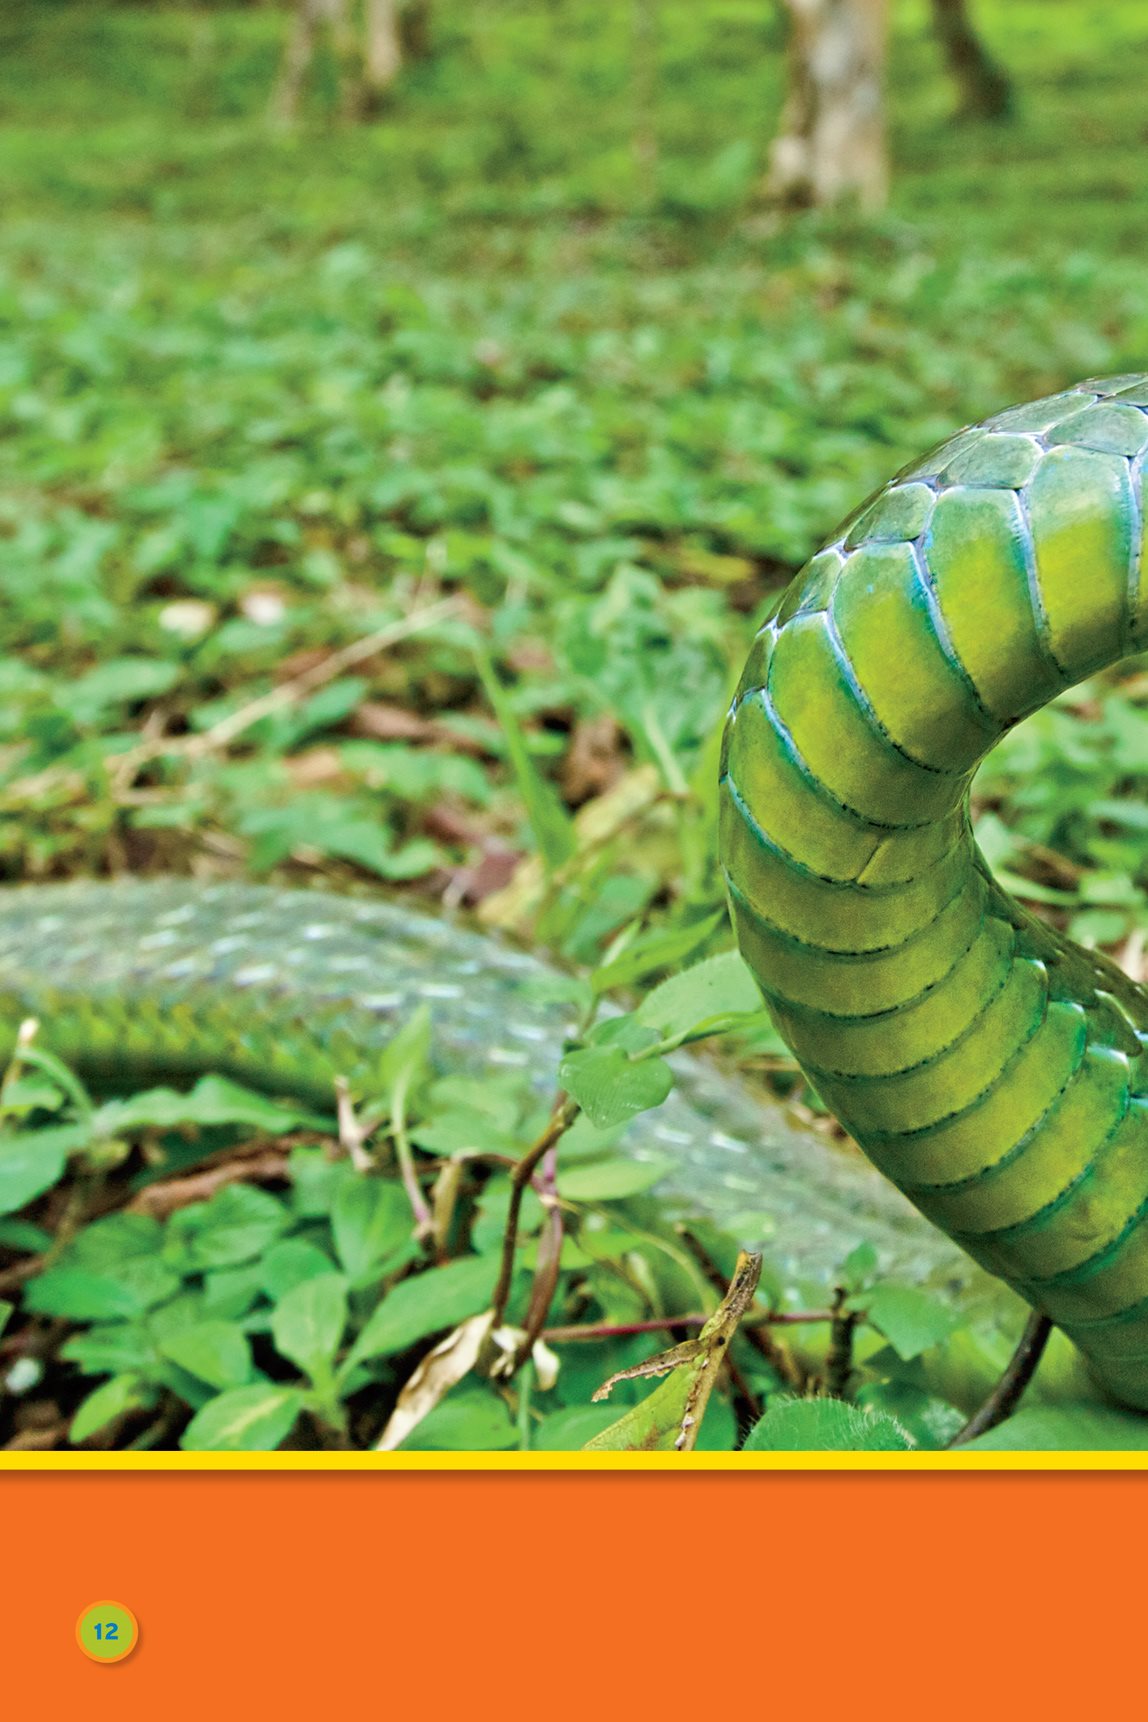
375;1310;495;1451
560;714;626;806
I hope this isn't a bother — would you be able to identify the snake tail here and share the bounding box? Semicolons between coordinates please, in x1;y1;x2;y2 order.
721;373;1148;1411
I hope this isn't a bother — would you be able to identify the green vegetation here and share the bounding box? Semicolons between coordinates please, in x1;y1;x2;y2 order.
3;0;1148;1452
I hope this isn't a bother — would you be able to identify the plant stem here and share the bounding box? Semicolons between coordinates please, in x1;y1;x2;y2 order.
947;1311;1051;1447
488;1094;577;1335
541;1307;840;1343
515;1145;564;1365
824;1286;858;1399
543;1315;707;1342
516;1360;534;1451
749;1308;839;1327
388;1070;433;1244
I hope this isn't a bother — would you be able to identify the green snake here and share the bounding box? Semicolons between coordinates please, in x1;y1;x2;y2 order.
4;376;1148;1408
722;372;1148;1411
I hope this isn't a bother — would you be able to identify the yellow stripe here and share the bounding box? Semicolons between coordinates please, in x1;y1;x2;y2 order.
1;1450;1147;1470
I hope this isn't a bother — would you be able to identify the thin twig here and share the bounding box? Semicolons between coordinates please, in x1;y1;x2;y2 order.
389;1074;434;1245
947;1310;1052;1448
824;1285;858;1399
748;1307;839;1327
540;1307;840;1343
334;1076;376;1174
543;1315;707;1343
488;1094;577;1336
514;1136;567;1365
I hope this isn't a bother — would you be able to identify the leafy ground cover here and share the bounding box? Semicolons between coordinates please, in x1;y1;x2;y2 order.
3;0;1148;1451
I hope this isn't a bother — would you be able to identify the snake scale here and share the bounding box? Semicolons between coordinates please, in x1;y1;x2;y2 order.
5;375;1148;1409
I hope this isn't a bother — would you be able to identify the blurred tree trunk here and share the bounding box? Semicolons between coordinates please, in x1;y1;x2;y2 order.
272;0;363;123
930;0;1012;120
400;0;433;61
768;0;889;210
363;0;403;105
273;0;432;123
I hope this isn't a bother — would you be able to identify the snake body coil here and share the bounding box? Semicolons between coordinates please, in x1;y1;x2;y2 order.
722;373;1148;1409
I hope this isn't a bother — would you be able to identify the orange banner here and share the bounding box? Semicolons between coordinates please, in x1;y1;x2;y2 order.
4;1472;1142;1716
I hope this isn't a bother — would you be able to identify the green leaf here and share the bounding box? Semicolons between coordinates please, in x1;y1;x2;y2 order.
742;1398;914;1452
60;1212;164;1270
396;1388;516;1451
288;1146;345;1219
96;1076;327;1137
25;1259;179;1320
331;1176;412;1285
839;1241;879;1291
587;1015;662;1054
260;1239;337;1300
959;1402;1148;1451
0;1123;89;1216
158;1321;254;1391
635;950;763;1046
854;1381;965;1449
862;1285;961;1361
12;1044;94;1118
0;1219;53;1252
558;1045;673;1129
61;1323;154;1378
180;1185;290;1269
270;1273;349;1381
344;1256;499;1372
59;656;179;724
534;1405;622;1450
591;912;724;995
0;1300;12;1340
376;1001;433;1099
69;1374;152;1444
473;646;576;871
180;1385;303;1453
201;1264;266;1320
557;1155;674;1202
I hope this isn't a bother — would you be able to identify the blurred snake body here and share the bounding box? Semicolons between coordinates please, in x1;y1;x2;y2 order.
722;373;1148;1409
5;376;1148;1408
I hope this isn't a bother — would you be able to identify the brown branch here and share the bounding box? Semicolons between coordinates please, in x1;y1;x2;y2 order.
487;1095;577;1337
824;1285;858;1399
515;1135;565;1365
126;1148;291;1218
947;1310;1051;1447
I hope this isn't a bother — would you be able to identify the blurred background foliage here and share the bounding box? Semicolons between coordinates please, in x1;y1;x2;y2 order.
2;0;1148;986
